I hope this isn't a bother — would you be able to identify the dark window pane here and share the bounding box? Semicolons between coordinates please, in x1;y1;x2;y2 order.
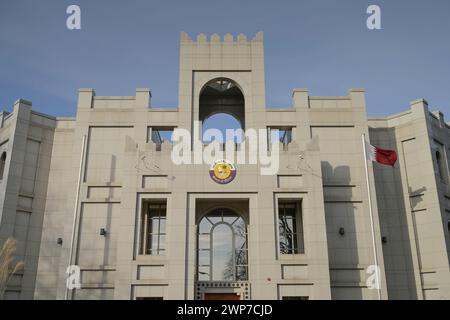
143;202;167;256
290;233;298;251
236;266;247;281
282;296;309;300
279;233;291;254
235;233;247;250
281;217;294;234
279;201;303;255
235;250;248;265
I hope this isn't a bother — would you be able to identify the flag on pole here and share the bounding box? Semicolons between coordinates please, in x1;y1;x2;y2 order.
365;141;398;166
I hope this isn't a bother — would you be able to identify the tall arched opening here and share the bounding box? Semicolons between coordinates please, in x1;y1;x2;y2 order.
199;78;245;143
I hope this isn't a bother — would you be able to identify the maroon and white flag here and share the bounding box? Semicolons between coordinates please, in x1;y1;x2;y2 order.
365;141;398;167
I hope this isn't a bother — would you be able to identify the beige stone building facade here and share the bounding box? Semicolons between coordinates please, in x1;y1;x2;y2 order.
0;32;449;300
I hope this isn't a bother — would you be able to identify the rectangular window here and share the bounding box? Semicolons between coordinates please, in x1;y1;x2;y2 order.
433;140;448;184
0;151;6;180
278;200;304;254
282;296;309;300
268;127;293;151
141;201;166;255
148;127;175;151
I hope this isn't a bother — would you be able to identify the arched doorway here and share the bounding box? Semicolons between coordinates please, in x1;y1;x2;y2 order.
199;78;245;143
197;208;248;282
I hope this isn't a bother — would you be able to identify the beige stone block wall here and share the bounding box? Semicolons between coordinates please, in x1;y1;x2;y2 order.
1;33;448;301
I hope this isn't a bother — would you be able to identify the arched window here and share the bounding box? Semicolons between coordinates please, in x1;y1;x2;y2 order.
197;208;248;281
199;78;245;144
0;152;6;180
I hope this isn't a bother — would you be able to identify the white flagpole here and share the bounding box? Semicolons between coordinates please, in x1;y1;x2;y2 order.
362;133;382;300
65;134;87;300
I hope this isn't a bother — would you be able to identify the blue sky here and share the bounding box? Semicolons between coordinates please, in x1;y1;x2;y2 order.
0;0;449;118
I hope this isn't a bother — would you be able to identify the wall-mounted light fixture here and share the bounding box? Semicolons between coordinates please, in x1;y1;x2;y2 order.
100;228;107;236
57;238;63;245
339;227;345;236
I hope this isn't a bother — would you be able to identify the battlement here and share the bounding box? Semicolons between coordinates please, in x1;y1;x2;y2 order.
77;88;152;109
180;31;263;43
291;88;366;110
178;31;265;72
177;31;266;114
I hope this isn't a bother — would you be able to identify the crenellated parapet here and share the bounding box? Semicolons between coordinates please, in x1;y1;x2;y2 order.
178;31;267;117
178;31;264;68
291;88;366;110
180;31;263;44
77;88;152;109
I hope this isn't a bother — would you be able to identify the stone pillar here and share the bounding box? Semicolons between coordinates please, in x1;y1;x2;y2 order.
77;88;95;110
292;88;309;109
135;88;151;108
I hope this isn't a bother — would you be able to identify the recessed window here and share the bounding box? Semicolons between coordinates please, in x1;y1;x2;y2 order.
0;152;6;180
436;150;447;183
148;127;175;151
269;127;293;151
433;141;448;184
278;200;304;254
199;78;245;144
140;201;166;255
282;296;309;300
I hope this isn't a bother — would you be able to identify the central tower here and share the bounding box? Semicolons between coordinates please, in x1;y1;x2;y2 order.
177;32;266;138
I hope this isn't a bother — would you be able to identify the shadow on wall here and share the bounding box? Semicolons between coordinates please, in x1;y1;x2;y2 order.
100;154;115;300
321;161;362;300
75;154;116;300
408;186;426;210
370;127;419;300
